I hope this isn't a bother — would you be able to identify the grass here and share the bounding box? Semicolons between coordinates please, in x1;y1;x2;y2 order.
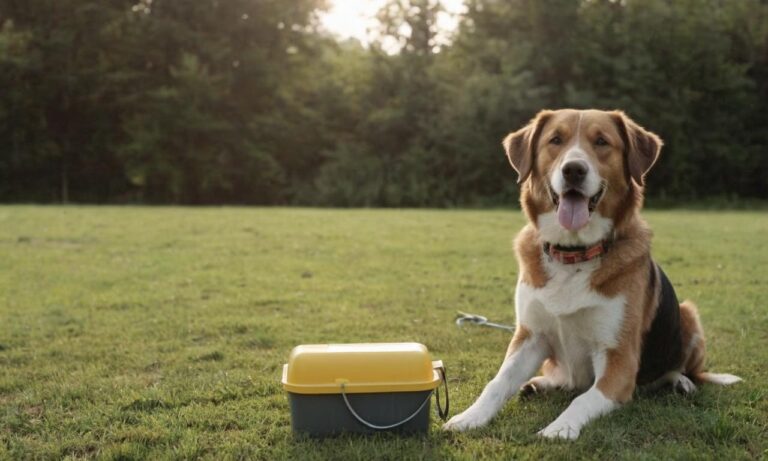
0;206;766;460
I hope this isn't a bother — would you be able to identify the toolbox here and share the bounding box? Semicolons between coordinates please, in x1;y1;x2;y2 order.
281;342;448;436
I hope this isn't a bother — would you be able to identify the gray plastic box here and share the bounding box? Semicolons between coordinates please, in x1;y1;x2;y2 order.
281;343;448;437
288;390;433;436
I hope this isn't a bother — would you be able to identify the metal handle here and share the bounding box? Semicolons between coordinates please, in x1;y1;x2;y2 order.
435;366;449;421
340;383;433;430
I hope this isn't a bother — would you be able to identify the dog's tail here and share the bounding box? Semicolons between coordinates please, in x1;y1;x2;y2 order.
680;300;743;386
695;372;742;386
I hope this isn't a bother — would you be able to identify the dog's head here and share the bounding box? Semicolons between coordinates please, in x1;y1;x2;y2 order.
504;109;662;245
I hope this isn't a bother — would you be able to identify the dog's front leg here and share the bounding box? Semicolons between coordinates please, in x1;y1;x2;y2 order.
442;328;549;432
539;349;635;440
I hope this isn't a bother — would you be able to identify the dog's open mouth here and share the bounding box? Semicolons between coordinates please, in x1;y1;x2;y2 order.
549;184;606;231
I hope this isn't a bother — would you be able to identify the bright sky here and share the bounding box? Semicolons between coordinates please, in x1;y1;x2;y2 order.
318;0;467;50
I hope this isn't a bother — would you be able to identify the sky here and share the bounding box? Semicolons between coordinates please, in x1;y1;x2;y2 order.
318;0;467;50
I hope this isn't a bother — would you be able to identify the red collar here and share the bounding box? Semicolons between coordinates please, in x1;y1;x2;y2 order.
543;239;611;264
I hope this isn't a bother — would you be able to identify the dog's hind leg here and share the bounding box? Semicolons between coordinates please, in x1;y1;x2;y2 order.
520;376;558;397
645;370;697;394
679;300;706;378
642;300;740;394
679;300;742;386
520;359;569;397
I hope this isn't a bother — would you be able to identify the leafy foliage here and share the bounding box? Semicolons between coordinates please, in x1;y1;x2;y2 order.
0;0;766;204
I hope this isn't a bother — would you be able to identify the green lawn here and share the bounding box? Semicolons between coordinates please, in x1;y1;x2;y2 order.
1;206;766;460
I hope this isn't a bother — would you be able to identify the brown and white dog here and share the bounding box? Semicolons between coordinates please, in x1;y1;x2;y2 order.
442;109;741;440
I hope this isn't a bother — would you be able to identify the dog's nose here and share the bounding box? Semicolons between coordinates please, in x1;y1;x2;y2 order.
562;160;588;186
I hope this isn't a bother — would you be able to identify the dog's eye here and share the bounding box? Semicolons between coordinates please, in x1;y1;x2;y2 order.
549;136;562;145
595;137;608;146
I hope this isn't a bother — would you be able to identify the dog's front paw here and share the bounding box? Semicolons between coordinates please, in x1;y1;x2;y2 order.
538;420;581;440
441;407;492;432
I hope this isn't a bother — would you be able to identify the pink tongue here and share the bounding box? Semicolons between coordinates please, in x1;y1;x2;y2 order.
558;193;590;230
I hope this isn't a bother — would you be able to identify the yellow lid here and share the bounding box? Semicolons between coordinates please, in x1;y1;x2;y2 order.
281;343;442;394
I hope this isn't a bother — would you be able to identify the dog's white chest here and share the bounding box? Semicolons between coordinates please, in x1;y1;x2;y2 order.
515;258;625;389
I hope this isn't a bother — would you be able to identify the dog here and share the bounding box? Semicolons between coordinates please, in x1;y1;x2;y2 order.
442;109;741;440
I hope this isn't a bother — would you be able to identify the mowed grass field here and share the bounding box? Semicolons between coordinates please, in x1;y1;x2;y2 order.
1;206;766;460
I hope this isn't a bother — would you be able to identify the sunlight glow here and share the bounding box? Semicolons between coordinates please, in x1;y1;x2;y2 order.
319;0;466;50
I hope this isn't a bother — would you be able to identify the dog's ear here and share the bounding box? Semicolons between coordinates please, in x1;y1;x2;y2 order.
611;111;663;186
503;110;553;184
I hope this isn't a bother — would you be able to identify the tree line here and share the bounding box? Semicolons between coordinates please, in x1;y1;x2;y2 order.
1;0;766;206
